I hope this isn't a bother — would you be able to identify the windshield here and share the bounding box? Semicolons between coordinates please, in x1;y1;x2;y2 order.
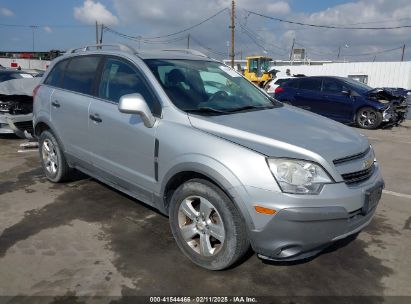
342;78;373;93
144;59;281;115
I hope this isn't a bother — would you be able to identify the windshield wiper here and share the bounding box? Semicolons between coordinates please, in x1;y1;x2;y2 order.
185;107;230;115
225;104;275;113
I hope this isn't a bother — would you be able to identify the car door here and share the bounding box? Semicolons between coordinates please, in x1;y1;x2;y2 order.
292;78;323;113
320;78;354;122
48;55;102;163
88;56;161;203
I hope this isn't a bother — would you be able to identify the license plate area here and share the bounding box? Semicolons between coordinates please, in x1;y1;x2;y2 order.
362;182;384;215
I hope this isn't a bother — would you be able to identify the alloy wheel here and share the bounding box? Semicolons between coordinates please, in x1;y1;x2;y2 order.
41;139;58;175
359;109;377;127
178;196;225;257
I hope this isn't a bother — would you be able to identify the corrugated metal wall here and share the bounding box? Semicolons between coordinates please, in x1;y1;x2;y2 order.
276;62;411;89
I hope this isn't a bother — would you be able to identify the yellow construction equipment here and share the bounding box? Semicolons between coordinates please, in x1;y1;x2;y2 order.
243;56;273;87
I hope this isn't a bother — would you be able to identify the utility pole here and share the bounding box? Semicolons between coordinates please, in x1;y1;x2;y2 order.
30;25;38;52
337;46;341;60
95;21;99;45
289;38;295;62
187;33;190;49
401;44;405;61
100;24;104;44
229;0;235;68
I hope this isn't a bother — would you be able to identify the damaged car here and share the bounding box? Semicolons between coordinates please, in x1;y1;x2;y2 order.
274;76;409;129
0;78;40;138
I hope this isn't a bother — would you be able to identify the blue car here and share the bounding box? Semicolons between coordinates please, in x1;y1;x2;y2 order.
274;76;408;129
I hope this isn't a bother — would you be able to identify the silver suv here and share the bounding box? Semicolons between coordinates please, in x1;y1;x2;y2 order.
33;44;384;270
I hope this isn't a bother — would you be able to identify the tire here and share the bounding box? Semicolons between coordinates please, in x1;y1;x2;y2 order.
356;107;383;129
38;130;73;183
169;179;249;270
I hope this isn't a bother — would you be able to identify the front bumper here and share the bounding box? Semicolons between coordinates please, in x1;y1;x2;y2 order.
240;163;384;261
0;113;33;138
381;99;409;127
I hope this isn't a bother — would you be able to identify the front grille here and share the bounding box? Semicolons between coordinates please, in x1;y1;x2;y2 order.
333;147;370;165
341;164;375;185
14;121;34;134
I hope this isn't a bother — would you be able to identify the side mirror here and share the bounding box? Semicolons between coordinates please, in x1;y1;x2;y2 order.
341;90;351;96
118;93;156;128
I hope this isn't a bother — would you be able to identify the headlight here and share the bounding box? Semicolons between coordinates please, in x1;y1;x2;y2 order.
267;158;333;194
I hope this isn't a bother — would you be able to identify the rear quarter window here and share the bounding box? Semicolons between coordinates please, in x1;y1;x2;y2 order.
62;56;101;95
44;60;69;87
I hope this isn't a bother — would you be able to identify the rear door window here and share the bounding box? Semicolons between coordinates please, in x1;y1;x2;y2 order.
62;56;101;94
44;60;69;87
322;79;344;94
299;78;322;91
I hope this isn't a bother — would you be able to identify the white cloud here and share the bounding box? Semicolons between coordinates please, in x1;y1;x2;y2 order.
1;7;14;16
43;26;53;33
266;1;290;15
74;0;118;25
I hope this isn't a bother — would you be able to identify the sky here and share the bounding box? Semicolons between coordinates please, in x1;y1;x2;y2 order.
0;0;410;62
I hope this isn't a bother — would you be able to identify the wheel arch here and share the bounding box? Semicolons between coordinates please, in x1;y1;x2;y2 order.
34;120;67;155
159;162;255;230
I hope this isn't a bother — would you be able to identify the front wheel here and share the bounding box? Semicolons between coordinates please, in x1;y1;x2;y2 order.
169;179;249;270
356;107;382;129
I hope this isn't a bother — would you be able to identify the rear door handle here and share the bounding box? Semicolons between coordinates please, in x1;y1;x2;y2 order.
51;100;60;108
89;113;102;123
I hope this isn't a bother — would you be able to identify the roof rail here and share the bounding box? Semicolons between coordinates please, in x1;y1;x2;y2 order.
67;44;137;54
161;49;208;58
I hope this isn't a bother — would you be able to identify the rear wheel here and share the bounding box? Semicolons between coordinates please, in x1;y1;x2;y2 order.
356;107;382;129
39;130;73;182
169;179;249;270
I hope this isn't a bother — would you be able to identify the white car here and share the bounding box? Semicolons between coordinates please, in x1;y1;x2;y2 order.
264;76;293;96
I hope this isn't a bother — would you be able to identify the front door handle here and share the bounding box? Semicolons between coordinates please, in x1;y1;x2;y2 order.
89;114;102;123
51;100;60;108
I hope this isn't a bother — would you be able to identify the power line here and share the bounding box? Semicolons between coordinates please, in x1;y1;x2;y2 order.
237;24;288;57
145;7;228;39
104;7;228;41
343;46;403;57
294;41;403;58
291;39;405;62
245;10;411;30
0;23;93;28
294;41;336;57
236;19;289;57
104;27;188;45
190;35;227;56
331;17;411;26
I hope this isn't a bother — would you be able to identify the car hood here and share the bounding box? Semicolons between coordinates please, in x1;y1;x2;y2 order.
365;88;406;103
0;78;40;96
188;105;369;165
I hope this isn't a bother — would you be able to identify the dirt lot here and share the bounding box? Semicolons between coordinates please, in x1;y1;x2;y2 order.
0;122;410;303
